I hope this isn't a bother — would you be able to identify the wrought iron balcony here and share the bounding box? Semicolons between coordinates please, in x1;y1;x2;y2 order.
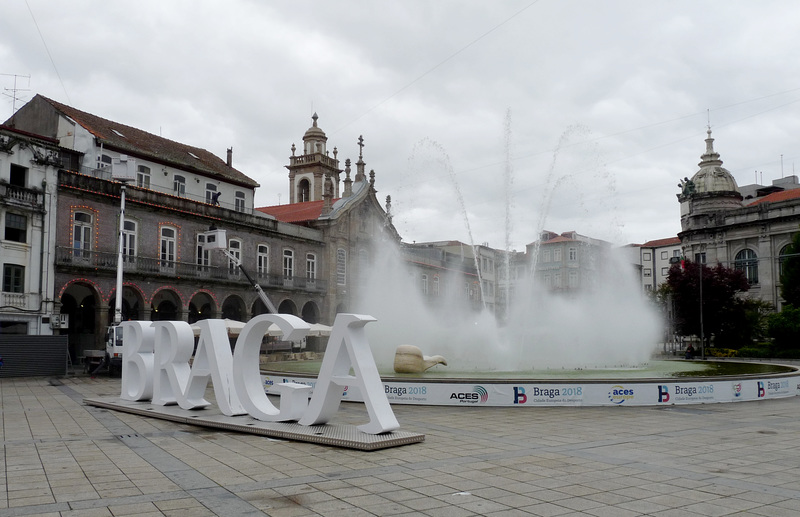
55;246;327;292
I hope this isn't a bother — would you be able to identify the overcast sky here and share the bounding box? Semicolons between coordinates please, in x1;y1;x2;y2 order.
3;1;800;250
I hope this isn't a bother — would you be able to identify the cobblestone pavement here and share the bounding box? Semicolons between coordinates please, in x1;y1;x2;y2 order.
2;374;800;516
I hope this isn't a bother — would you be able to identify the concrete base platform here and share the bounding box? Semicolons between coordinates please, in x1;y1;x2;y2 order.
84;397;424;451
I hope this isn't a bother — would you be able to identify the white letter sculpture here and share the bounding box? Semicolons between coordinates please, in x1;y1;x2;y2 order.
120;321;155;401
300;313;399;434
117;313;401;436
232;314;311;421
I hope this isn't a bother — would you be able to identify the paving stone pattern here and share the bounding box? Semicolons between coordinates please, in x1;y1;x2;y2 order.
2;375;800;516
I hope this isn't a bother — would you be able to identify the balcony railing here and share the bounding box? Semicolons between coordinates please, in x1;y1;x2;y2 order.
55;247;327;292
75;165;253;215
0;182;43;208
1;292;29;309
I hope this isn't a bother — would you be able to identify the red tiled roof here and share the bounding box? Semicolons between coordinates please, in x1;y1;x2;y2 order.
257;199;340;223
746;189;800;206
32;95;259;188
642;236;681;247
542;236;576;244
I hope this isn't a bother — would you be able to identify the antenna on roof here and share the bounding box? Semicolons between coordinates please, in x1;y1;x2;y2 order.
1;73;31;116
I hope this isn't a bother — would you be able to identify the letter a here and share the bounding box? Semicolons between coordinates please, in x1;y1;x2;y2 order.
299;313;399;434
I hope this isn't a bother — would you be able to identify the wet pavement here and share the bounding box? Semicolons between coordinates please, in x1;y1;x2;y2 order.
2;374;800;516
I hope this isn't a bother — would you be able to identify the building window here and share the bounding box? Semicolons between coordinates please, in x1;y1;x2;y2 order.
568;247;577;261
568;270;578;288
642;251;651;261
4;213;27;243
228;239;241;276
553;248;562;262
661;267;669;276
544;274;551;287
122;220;137;263
9;164;26;187
173;175;186;196
694;252;706;264
554;273;561;288
306;253;316;280
257;245;269;276
779;244;792;278
433;275;440;296
2;264;24;293
673;249;681;257
96;154;112;169
235;191;245;212
336;248;346;285
73;212;93;258
160;226;176;269
421;274;428;295
644;268;652;277
661;251;668;260
206;183;218;204
734;249;758;284
542;250;551;263
298;179;310;202
136;165;151;189
197;233;209;271
283;249;294;278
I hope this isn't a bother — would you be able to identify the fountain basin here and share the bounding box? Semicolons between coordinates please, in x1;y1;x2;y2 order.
262;360;800;407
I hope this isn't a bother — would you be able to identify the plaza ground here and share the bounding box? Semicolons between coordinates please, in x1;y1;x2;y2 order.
1;374;800;516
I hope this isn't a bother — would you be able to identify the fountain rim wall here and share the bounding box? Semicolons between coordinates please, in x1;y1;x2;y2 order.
262;362;800;407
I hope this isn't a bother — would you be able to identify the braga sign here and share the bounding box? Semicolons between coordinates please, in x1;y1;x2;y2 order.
118;313;399;435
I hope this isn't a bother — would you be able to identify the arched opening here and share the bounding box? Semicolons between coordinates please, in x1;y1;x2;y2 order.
151;289;181;321
301;301;320;323
59;282;100;362
107;285;144;326
278;299;298;316
252;298;269;317
188;292;215;324
221;295;246;321
298;178;310;202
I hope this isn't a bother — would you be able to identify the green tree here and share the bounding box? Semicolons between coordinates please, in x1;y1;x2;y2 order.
780;231;800;307
666;260;750;348
767;305;800;354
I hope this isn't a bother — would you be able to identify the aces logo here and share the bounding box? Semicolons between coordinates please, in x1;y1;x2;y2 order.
450;385;489;404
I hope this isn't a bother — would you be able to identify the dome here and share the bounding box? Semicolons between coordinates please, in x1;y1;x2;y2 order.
689;129;739;194
303;112;327;142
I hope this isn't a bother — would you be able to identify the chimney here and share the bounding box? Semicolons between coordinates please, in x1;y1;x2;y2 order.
226;147;233;167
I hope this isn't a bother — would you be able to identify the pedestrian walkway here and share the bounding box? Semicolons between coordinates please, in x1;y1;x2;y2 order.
2;374;800;516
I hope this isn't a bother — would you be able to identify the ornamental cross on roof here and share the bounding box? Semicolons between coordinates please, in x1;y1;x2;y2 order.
358;135;364;158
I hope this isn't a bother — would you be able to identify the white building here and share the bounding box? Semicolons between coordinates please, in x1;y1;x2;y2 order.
0;125;79;334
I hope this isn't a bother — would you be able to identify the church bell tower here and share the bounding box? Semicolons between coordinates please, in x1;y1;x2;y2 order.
286;113;341;203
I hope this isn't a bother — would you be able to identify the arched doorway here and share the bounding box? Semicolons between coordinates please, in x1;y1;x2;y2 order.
59;282;101;361
107;285;144;326
301;301;320;323
252;298;269;317
188;292;216;324
278;299;298;316
221;295;246;321
151;289;181;321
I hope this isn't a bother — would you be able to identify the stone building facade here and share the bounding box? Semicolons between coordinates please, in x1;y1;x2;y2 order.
5;97;398;360
678;129;800;309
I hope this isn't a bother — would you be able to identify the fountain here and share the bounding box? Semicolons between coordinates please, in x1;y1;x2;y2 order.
262;127;800;407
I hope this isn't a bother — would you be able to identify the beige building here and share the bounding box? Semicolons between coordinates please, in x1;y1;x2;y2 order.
678;129;800;309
